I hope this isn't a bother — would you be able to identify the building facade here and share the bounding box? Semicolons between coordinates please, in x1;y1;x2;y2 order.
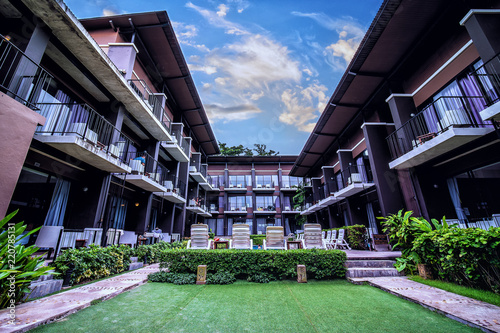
291;0;500;233
0;0;218;247
206;156;310;236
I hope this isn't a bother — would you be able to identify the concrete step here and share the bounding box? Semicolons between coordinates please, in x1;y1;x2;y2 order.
130;256;139;263
26;279;63;300
129;262;144;270
345;260;396;269
32;270;56;282
345;267;403;278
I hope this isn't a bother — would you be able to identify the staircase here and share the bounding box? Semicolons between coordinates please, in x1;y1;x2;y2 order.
345;259;403;282
128;256;144;270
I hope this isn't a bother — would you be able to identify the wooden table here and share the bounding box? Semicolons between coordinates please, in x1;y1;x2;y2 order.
213;240;230;249
287;241;302;250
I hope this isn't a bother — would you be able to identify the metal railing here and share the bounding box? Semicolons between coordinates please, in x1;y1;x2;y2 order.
335;164;373;192
169;126;190;157
200;164;208;178
471;55;500;107
386;96;491;160
226;176;248;188
226;200;249;211
163;174;186;198
448;216;500;230
281;176;302;188
35;103;135;163
208;175;222;188
127;79;171;131
0;34;53;109
127;151;169;186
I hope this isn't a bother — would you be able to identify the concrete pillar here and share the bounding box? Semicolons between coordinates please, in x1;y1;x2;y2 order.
107;43;138;80
362;123;405;216
0;94;45;217
461;10;500;64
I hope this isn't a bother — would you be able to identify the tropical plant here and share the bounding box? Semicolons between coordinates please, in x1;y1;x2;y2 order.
293;183;307;226
0;210;55;308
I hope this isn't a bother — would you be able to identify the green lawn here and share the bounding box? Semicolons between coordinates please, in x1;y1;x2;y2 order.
408;276;500;307
32;280;480;333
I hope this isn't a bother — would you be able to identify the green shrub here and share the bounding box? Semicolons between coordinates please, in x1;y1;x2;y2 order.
0;210;55;309
133;241;184;263
250;235;266;246
207;271;236;285
158;249;346;281
413;227;500;293
53;244;133;285
323;225;368;250
148;271;196;285
247;272;275;283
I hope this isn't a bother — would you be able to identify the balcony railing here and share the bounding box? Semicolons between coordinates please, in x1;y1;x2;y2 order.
0;34;53;109
200;164;208;178
226;202;249;211
386;96;491;160
127;79;172;132
35;103;135;162
471;55;500;107
163;174;186;198
226;177;248;188
127;151;169;185
170;127;190;157
335;165;373;192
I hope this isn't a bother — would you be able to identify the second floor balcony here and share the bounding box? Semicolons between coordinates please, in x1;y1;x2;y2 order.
154;175;186;204
161;123;191;163
118;151;169;193
225;176;249;192
386;96;495;169
189;163;208;184
34;102;134;174
472;54;500;122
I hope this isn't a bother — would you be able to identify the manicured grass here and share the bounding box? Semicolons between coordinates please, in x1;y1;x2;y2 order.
408;275;500;307
31;280;480;333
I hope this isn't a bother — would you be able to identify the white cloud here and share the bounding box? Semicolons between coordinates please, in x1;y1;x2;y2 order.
202;82;212;90
217;4;229;17
189;64;217;75
186;2;248;35
279;82;328;132
205;34;301;90
171;21;210;52
291;12;364;37
227;0;250;13
205;103;263;122
326;38;359;65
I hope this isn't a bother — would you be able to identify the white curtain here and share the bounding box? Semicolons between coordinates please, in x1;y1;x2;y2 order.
446;177;468;222
43;178;71;226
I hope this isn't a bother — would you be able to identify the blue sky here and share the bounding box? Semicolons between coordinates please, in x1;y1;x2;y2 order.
66;0;382;154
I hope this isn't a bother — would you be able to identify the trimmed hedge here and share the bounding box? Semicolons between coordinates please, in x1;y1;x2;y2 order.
158;249;346;281
413;227;500;293
134;241;185;263
323;225;368;250
250;234;266;246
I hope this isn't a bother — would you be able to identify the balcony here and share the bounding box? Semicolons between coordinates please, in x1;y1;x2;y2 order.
208;203;219;214
387;96;494;169
472;55;500;122
201;175;217;191
254;205;276;214
189;163;208;183
161;123;190;162
224;178;249;192
333;165;374;198
154;176;186;204
253;182;275;192
117;151;168;192
280;177;303;191
186;198;211;217
34;103;133;173
0;35;53;109
224;204;249;214
127;79;172;142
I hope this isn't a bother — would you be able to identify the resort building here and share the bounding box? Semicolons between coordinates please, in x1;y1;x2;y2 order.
205;156;309;236
291;0;500;233
0;0;218;248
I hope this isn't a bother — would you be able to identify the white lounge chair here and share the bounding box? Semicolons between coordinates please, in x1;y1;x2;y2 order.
230;224;253;249
334;229;351;250
263;226;286;250
301;224;327;249
187;224;212;249
35;226;64;259
325;230;337;249
171;233;181;242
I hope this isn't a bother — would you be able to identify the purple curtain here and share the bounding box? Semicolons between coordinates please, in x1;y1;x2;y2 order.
458;74;487;126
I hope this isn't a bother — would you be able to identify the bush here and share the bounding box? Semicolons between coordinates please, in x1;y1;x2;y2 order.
323;225;368;250
247;272;275;283
207;271;236;285
148;271;196;285
250;235;266;246
158;249;346;281
134;241;184;263
53;244;134;285
414;227;500;293
0;211;55;308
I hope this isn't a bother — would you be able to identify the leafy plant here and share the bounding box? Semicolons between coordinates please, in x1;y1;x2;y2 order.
323;225;368;250
148;271;196;285
247;272;276;283
0;210;55;308
293;183;307;226
207;271;236;285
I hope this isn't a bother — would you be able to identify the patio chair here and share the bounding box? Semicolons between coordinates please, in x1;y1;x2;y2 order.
230;224;253;249
325;230;338;249
263;226;286;250
35;225;64;259
334;229;351;250
301;224;327;249
171;233;181;242
119;231;138;248
187;224;212;249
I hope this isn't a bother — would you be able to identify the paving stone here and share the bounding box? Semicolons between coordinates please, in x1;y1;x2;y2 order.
0;264;159;333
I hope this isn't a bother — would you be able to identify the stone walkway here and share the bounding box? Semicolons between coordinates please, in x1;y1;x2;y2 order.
350;276;500;333
0;264;159;333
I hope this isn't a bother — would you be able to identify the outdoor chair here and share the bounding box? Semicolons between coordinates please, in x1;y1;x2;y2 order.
326;230;338;249
301;224;327;249
119;231;138;248
230;224;253;249
263;226;286;250
187;224;212;249
35;225;64;259
171;233;181;242
334;229;351;250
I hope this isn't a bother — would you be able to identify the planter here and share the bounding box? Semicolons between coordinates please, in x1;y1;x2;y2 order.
417;263;433;280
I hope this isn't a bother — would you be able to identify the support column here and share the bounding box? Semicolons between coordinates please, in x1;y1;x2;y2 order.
461;10;500;64
106;43;138;80
362;123;406;216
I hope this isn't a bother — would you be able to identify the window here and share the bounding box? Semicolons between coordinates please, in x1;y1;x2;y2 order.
255;196;279;211
227;196;248;211
228;175;248;187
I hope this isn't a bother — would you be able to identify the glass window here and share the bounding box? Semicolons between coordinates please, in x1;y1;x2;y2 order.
255;196;278;211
